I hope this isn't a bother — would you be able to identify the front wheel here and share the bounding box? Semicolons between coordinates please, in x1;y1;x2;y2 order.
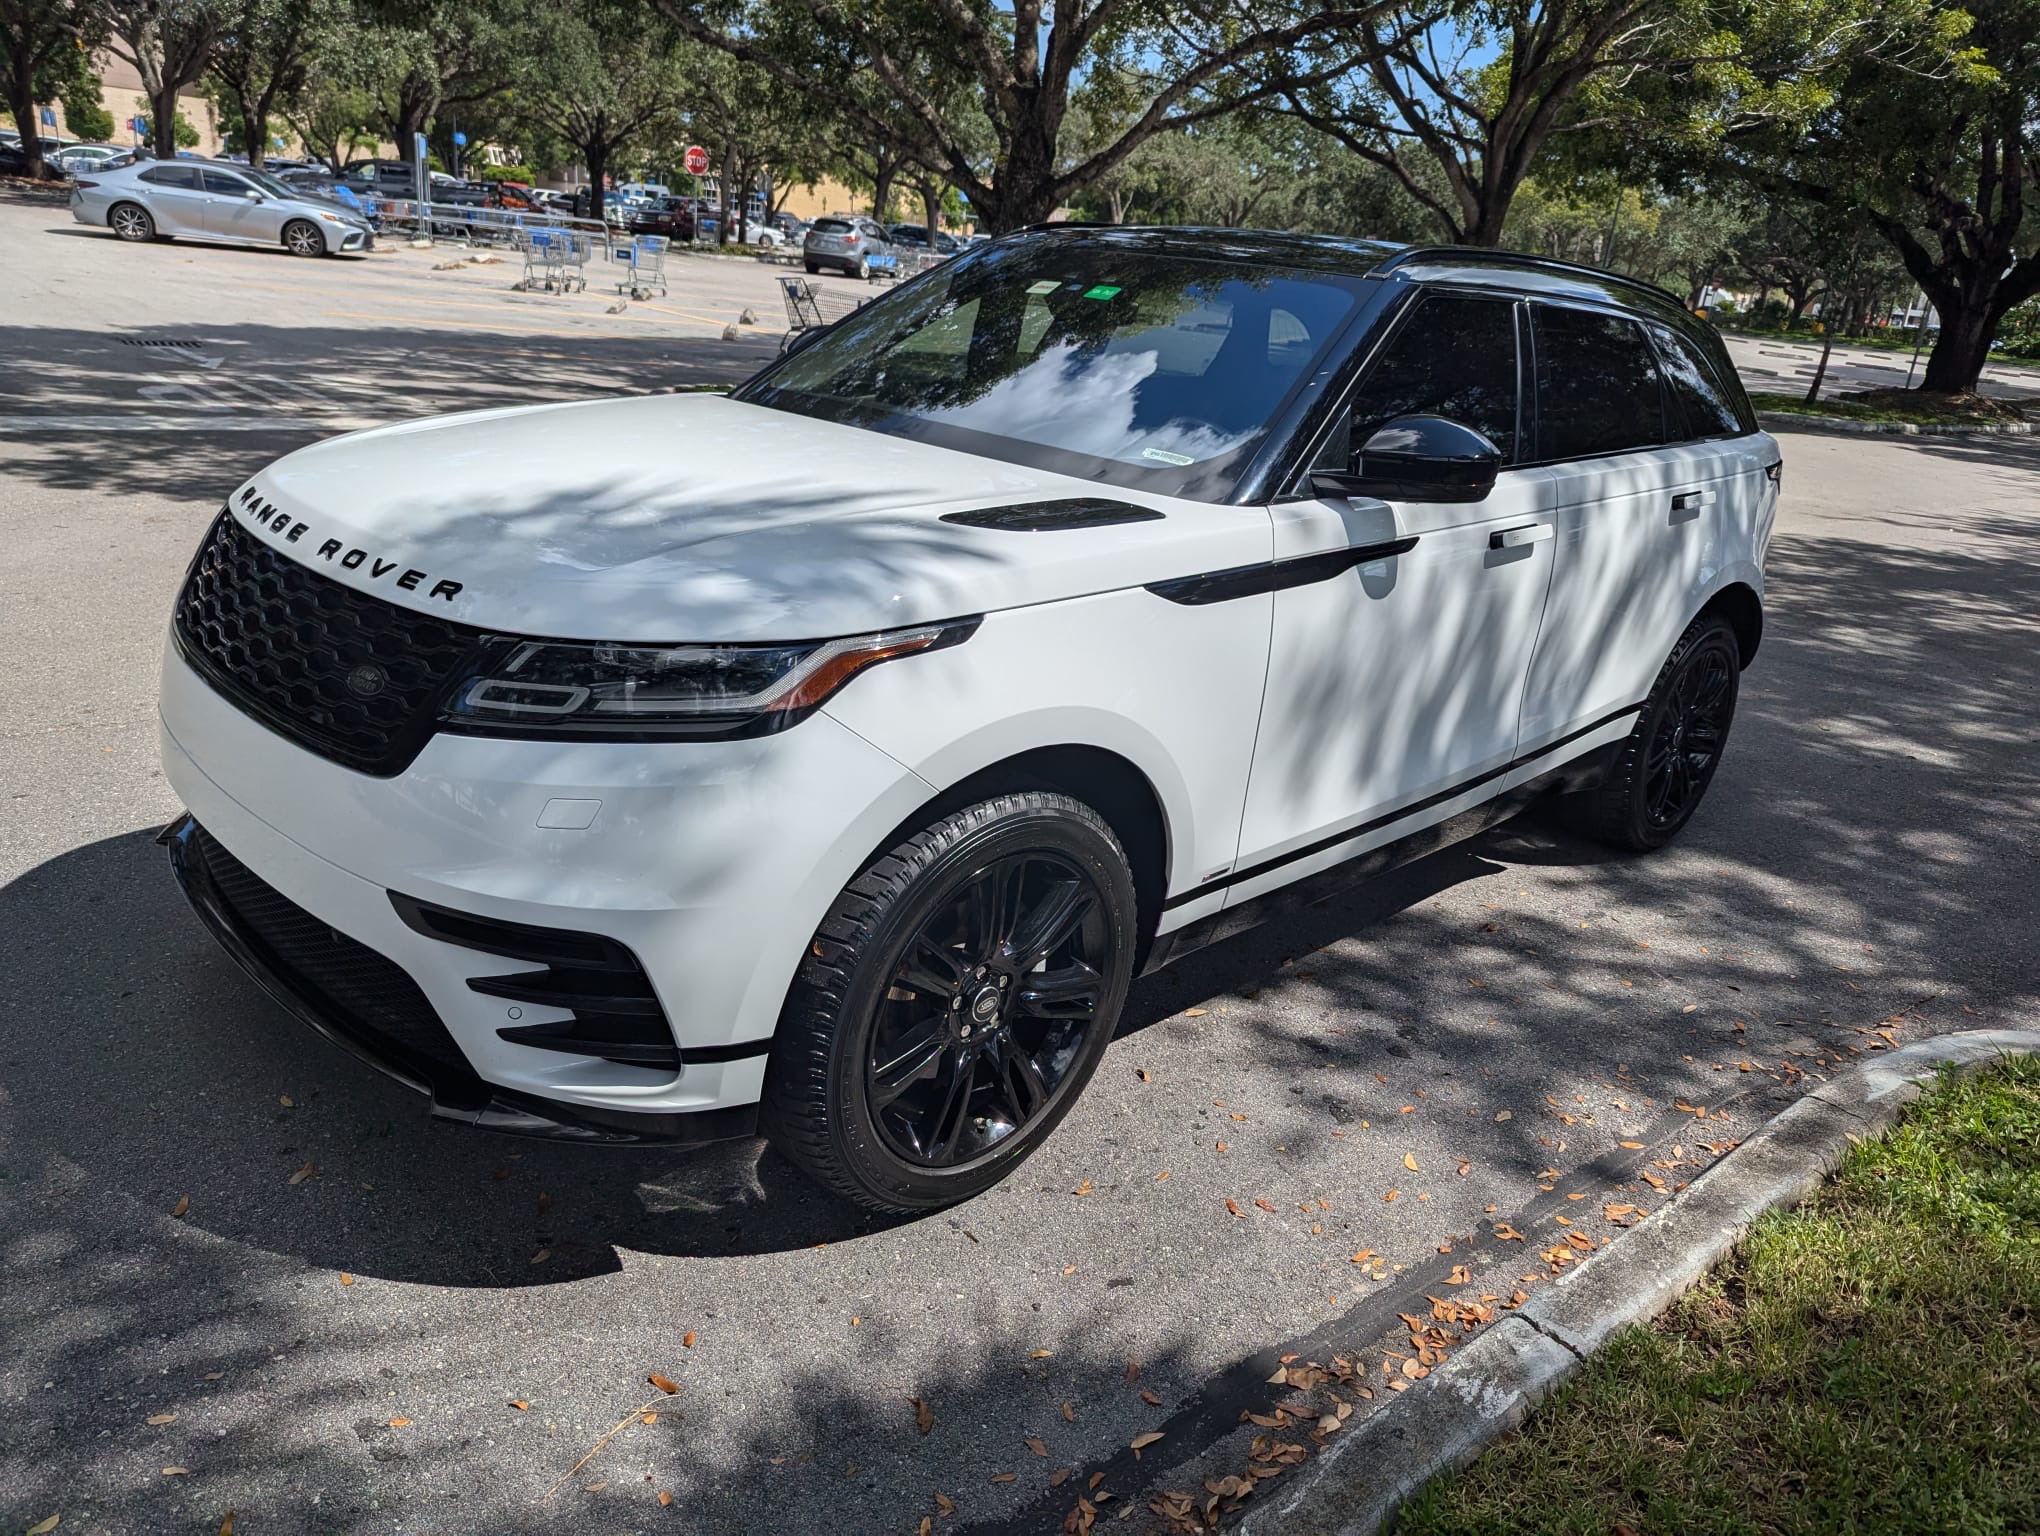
854;255;870;280
1561;612;1741;851
763;792;1138;1214
283;219;326;257
109;202;155;242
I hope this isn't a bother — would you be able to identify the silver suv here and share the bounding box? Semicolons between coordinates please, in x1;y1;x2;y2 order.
803;215;895;279
70;158;374;256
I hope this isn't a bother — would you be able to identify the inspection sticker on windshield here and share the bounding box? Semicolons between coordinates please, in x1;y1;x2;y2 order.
1081;284;1123;301
1142;447;1194;466
1025;279;1061;295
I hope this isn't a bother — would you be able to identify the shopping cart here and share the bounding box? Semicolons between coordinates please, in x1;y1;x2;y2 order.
777;276;867;350
614;235;669;300
517;227;577;293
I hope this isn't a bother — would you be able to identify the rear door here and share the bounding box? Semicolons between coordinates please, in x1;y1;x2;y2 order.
134;164;209;235
1228;289;1559;902
1512;302;1717;758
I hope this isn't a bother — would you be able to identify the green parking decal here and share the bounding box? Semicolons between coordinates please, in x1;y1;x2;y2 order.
1081;285;1123;300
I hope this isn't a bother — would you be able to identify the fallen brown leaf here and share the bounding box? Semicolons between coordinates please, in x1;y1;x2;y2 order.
658;1490;673;1507
146;1413;176;1426
912;1397;934;1435
26;1517;60;1536
1383;1189;1399;1202
219;1514;235;1536
509;1400;529;1411
1225;1199;1245;1218
1131;1431;1165;1450
990;1471;1016;1484
1025;1436;1048;1457
681;1331;696;1349
1253;1198;1276;1213
1446;1265;1471;1286
389;1418;411;1428
1618;1140;1645;1150
1403;1153;1420;1172
1032;1348;1054;1359
935;1493;957;1515
171;1195;190;1219
647;1374;680;1395
1062;1401;1075;1422
287;1162;317;1186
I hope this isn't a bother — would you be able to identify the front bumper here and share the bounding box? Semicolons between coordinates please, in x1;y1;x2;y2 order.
163;814;754;1144
158;638;935;1132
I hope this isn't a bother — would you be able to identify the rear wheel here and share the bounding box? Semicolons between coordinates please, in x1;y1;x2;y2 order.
763;792;1138;1213
282;219;325;257
1561;613;1741;851
109;202;154;242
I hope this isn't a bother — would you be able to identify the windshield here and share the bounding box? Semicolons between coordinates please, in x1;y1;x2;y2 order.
737;238;1368;500
243;167;300;199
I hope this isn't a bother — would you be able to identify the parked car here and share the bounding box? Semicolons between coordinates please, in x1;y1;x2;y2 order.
771;212;809;242
71;157;374;255
803;215;896;278
157;227;1775;1213
0;140;69;179
273;167;368;216
888;223;960;255
50;143;133;174
335;160;486;206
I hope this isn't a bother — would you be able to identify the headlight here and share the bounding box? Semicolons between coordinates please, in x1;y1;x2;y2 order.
440;619;977;740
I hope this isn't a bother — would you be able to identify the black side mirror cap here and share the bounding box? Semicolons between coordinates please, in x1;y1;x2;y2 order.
1311;416;1502;504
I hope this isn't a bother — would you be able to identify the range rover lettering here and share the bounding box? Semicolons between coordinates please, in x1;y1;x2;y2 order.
159;229;1778;1213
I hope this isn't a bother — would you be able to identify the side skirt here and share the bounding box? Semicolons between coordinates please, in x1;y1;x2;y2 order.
1140;746;1617;976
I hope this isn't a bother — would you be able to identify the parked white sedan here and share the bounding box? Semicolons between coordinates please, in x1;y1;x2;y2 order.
158;228;1777;1213
70;156;374;255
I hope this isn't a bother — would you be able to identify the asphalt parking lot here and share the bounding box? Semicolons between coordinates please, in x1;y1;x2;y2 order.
2;190;2037;1535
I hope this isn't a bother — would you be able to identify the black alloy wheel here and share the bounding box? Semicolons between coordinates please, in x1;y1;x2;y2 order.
1642;639;1735;830
864;850;1108;1167
1562;611;1742;851
763;792;1138;1213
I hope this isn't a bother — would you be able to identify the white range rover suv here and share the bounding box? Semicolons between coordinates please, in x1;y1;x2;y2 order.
160;229;1778;1213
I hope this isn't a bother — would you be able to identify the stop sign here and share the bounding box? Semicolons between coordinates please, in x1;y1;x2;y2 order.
682;145;710;177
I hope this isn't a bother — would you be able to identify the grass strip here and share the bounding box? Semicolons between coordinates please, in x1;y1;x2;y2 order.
1398;1056;2040;1536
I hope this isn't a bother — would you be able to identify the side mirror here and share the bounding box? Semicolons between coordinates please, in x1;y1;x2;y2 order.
1309;415;1501;504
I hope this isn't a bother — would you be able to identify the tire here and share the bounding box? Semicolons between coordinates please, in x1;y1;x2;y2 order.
804;260;819;275
283;219;326;257
763;792;1139;1214
1561;612;1741;852
108;202;154;242
854;255;870;280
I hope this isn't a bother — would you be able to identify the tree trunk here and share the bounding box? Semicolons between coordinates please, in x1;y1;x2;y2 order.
584;141;608;224
871;163;895;222
4;51;45;178
922;184;938;249
1919;307;1993;395
152;83;181;158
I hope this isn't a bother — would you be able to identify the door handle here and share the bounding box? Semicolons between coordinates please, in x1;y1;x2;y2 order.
1671;490;1714;512
1488;522;1553;550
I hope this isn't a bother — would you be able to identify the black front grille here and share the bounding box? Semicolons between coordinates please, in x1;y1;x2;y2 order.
191;823;481;1091
173;511;485;776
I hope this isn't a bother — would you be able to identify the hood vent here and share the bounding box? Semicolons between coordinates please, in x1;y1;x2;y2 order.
941;498;1164;532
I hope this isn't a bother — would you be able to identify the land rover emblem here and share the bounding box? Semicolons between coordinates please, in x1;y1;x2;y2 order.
346;663;389;698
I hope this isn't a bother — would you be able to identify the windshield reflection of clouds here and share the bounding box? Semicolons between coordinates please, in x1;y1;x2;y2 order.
910;341;1253;466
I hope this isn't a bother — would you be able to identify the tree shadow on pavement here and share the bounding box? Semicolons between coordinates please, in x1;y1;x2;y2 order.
2;480;2037;1530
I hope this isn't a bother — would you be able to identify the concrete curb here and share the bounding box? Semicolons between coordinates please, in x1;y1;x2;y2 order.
1756;409;2034;437
1241;1028;2040;1536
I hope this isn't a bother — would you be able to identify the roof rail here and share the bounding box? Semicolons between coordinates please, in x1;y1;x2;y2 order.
1377;245;1683;307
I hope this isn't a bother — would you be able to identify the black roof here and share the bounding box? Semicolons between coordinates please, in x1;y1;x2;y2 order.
1006;224;1694;325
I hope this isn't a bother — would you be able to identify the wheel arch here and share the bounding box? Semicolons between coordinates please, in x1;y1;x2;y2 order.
865;745;1173;970
1698;580;1763;668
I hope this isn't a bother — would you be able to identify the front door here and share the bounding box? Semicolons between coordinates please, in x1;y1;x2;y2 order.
1229;290;1557;904
200;168;284;243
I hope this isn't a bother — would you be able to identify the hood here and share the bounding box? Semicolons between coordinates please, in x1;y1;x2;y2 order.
229;394;1269;641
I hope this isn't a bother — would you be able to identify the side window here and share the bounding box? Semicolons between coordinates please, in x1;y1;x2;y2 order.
1532;305;1666;459
140;165;200;189
1646;322;1747;439
1338;293;1520;465
201;169;251;196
